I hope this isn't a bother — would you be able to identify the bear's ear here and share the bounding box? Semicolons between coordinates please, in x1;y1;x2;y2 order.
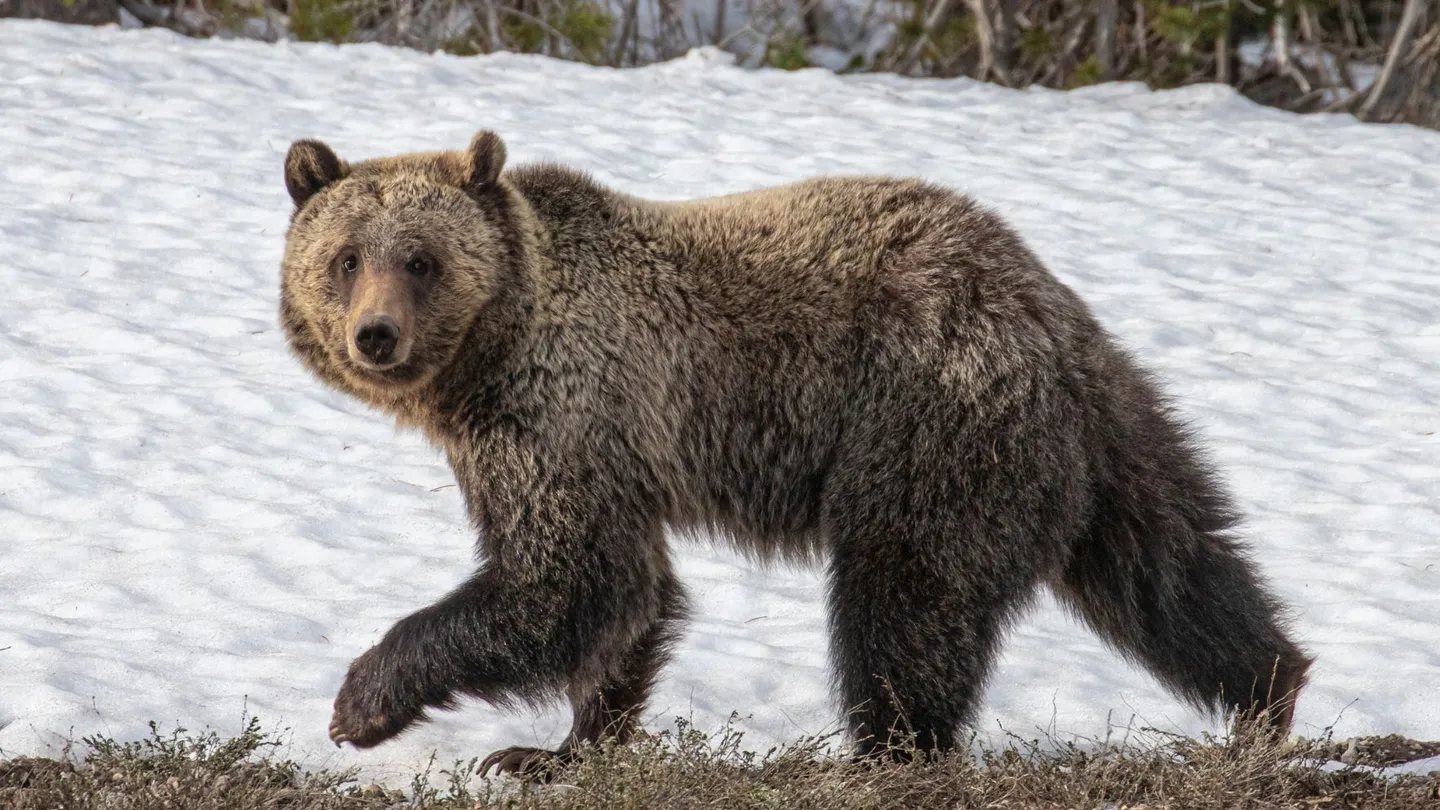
464;130;507;192
285;139;346;208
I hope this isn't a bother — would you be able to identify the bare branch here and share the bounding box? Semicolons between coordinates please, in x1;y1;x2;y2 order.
1095;0;1117;80
1271;4;1312;95
485;0;502;52
965;0;997;81
993;0;1017;83
713;0;728;46
116;0;209;36
1134;0;1147;64
611;0;641;66
894;0;960;76
1359;0;1428;120
498;5;587;61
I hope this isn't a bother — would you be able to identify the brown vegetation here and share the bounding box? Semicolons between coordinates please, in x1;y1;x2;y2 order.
2;717;1438;809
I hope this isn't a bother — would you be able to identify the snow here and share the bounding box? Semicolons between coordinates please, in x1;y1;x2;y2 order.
1;18;1438;785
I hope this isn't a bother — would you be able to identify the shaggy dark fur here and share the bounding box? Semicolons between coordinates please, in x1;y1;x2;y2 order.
277;130;1312;774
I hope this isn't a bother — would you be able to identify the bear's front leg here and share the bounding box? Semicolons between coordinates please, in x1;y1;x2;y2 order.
326;452;669;751
328;600;462;748
330;644;423;747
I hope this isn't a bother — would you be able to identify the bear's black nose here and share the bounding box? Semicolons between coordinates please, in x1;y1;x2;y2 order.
354;316;400;365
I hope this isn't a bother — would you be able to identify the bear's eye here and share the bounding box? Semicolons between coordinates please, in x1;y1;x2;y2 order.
339;253;359;274
406;255;434;277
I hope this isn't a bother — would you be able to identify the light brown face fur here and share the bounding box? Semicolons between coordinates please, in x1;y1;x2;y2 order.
279;132;510;403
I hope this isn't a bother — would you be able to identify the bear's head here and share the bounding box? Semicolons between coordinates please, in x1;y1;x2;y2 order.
278;130;514;404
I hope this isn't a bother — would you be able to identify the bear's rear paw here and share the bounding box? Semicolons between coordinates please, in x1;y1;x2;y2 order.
328;646;425;748
479;746;572;782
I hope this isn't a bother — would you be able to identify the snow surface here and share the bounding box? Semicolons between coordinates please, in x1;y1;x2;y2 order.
1;19;1438;785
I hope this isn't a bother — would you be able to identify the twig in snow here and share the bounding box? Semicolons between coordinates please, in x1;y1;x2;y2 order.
116;0;202;35
1095;0;1118;80
965;0;998;81
713;0;728;46
856;0;879;41
893;0;960;76
611;0;641;66
498;5;588;62
1271;3;1313;95
1134;0;1146;64
480;0;502;53
1359;0;1427;120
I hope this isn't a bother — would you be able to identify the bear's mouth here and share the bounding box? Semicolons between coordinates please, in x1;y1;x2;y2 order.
346;357;425;385
340;344;430;391
350;355;406;373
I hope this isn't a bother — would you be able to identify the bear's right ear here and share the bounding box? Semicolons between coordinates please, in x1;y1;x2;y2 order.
285;139;346;208
464;130;507;193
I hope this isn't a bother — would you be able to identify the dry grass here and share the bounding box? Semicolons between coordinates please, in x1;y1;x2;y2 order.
2;716;1437;809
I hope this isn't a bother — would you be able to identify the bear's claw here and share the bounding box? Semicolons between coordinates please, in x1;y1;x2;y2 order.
327;705;405;748
479;746;569;781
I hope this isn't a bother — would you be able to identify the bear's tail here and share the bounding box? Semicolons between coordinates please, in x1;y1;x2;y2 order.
1051;343;1313;736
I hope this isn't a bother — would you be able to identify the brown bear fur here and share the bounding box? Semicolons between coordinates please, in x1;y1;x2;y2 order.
278;130;1312;776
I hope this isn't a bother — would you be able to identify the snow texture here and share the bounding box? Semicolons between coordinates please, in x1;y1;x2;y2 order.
1;19;1437;785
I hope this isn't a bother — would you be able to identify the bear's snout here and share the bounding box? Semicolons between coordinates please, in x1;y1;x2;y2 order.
354;316;401;367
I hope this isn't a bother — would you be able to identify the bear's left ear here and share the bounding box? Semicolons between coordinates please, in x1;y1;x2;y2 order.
464;130;507;192
285;139;346;209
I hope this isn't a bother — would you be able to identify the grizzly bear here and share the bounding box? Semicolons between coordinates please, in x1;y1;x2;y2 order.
278;130;1312;776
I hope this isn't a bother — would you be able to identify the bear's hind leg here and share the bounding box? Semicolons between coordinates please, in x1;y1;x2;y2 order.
1051;361;1313;738
1053;505;1312;737
825;522;1048;762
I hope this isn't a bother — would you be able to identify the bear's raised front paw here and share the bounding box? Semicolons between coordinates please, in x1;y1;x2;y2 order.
328;646;424;748
479;746;571;782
